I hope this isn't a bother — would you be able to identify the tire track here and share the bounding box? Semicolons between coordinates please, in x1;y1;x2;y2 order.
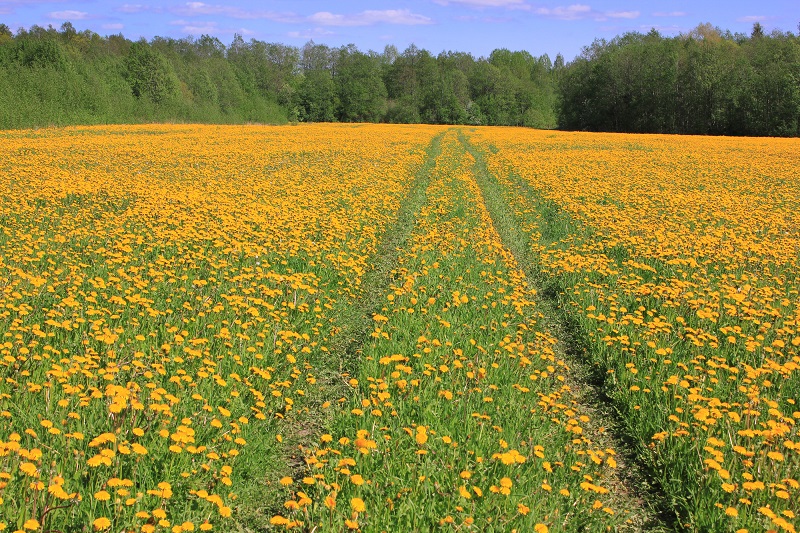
459;131;670;532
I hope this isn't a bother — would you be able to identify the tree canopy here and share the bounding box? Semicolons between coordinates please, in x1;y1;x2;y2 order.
0;21;797;136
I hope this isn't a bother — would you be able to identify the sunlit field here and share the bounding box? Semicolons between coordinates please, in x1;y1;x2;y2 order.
0;124;798;532
469;129;800;532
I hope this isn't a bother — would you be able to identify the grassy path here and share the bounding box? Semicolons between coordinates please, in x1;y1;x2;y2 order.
459;131;667;531
324;132;445;383
240;132;446;527
272;130;649;531
462;130;800;533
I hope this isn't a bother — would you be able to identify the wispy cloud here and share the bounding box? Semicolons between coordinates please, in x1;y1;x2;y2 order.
533;4;591;20
607;11;639;19
172;2;297;22
170;18;219;34
167;18;258;37
532;4;640;21
144;3;431;30
102;23;124;30
174;6;433;27
119;4;150;14
308;10;434;27
653;11;687;17
287;27;335;39
434;0;527;7
49;10;88;20
455;14;515;22
737;15;767;23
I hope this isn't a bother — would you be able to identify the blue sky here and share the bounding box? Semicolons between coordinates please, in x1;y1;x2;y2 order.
1;0;797;60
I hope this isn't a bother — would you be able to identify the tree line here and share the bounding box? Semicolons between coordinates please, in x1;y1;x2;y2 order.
0;21;798;136
560;23;800;136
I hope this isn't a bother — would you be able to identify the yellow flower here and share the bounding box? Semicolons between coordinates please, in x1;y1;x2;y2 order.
351;497;366;513
767;451;784;462
324;494;337;509
415;426;428;445
20;463;38;477
93;517;111;530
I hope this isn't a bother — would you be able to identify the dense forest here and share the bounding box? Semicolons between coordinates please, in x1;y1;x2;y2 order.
0;21;798;136
561;23;800;136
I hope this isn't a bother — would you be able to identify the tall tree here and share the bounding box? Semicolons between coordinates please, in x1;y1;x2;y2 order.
335;45;387;122
125;40;177;103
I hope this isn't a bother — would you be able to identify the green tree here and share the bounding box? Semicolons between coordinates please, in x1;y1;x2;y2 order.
297;70;337;122
384;45;438;122
335;45;387;122
15;36;67;69
124;40;177;103
294;41;337;122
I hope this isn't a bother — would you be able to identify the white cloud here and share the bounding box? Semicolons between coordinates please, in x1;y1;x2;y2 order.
183;24;218;33
170;19;219;33
455;14;514;22
737;15;767;23
534;4;591;20
287;27;335;39
119;4;148;13
102;23;124;30
434;0;527;6
653;11;687;17
168;18;259;36
49;10;88;20
531;4;639;21
169;4;431;27
606;11;639;19
172;2;297;22
308;9;433;26
177;2;242;16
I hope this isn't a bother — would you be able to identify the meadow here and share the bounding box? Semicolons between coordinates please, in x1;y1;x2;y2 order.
0;124;797;532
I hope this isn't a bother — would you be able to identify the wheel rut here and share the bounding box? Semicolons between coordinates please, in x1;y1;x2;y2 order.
459;130;669;532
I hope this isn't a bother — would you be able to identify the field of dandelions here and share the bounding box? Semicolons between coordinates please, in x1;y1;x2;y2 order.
0;124;797;533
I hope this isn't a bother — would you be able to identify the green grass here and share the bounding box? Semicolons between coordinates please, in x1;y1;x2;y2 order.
464;132;800;533
276;130;640;532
